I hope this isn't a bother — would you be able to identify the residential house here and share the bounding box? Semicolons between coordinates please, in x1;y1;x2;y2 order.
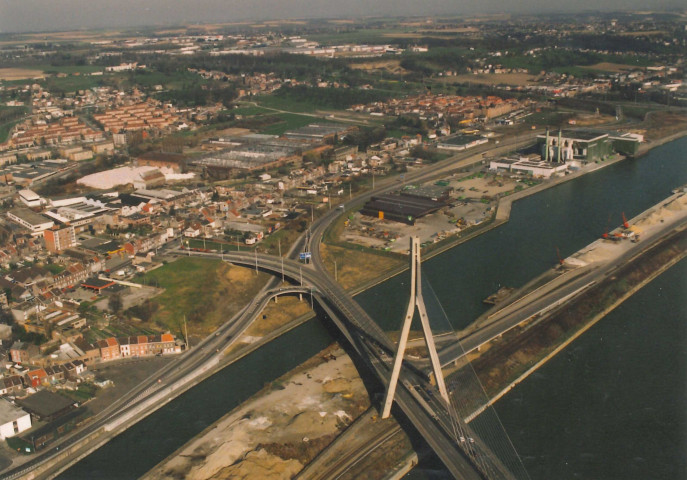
25;368;48;388
10;341;39;364
97;337;120;361
0;375;24;395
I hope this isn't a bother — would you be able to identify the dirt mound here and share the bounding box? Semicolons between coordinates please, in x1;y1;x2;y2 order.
211;449;302;480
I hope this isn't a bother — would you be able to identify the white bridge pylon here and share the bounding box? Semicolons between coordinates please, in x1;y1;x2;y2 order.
381;236;449;419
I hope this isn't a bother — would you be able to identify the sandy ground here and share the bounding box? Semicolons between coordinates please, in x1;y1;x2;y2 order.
581;62;642;73
0;68;45;81
575;191;687;265
77;166;195;189
349;60;407;75
143;346;368;480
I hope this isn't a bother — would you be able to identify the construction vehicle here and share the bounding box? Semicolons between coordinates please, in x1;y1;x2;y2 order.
622;212;630;229
555;246;564;266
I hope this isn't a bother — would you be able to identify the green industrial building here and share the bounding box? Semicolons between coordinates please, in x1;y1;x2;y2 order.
536;129;641;163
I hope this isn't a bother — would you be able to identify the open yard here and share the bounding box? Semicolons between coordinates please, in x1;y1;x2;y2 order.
349;59;408;75
318;243;404;291
134;257;270;339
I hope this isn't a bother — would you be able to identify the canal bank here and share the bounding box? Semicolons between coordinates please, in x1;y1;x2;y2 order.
476;237;686;419
493;257;687;480
59;133;687;479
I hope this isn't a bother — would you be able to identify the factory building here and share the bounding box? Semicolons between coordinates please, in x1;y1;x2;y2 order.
361;193;445;225
536;129;640;164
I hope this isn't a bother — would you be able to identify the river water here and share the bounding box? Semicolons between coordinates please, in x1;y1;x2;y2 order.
61;137;687;479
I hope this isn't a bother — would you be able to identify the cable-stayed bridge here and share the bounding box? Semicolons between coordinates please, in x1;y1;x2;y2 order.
204;245;529;480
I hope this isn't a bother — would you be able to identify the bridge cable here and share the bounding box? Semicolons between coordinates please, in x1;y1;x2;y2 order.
421;276;532;480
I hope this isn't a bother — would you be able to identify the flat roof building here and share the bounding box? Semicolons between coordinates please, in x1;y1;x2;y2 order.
361;193;445;225
16;390;76;422
18;189;43;208
0;399;31;440
489;155;568;179
192;142;301;176
6;208;54;235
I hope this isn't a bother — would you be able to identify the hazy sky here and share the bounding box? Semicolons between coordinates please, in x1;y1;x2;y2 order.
0;0;683;34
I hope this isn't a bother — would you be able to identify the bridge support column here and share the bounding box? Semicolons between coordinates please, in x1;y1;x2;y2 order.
382;237;449;419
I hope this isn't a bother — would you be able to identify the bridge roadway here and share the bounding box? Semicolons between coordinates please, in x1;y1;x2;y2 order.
202;249;516;480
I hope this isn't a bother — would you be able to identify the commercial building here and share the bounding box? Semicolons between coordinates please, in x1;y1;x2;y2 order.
489;155;568;179
400;184;452;203
16;390;76;422
82;278;116;293
18;189;43;208
436;134;488;151
192;141;301;176
361;193;445;225
43;197;113;229
6;208;54;234
133;169;166;189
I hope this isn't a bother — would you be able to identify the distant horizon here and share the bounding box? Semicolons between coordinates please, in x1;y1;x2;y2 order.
0;1;685;35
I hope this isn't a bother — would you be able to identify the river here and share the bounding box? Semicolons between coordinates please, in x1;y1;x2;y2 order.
61;137;687;479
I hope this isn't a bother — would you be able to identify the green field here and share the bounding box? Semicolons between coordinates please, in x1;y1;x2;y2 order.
0;118;22;143
257;94;319;113
40;74;104;93
32;64;103;75
0;105;27;142
134;257;269;336
260;112;326;135
523;110;574;127
124;70;204;89
185;238;240;252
